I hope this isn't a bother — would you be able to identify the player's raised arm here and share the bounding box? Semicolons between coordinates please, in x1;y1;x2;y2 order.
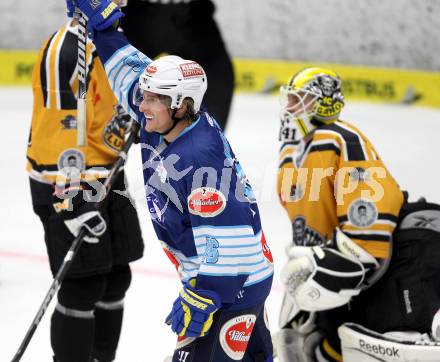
74;0;152;121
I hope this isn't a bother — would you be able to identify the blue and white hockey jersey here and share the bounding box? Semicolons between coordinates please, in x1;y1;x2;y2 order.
94;28;273;309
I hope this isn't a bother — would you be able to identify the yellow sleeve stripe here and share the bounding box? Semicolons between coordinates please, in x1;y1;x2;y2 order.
48;27;67;109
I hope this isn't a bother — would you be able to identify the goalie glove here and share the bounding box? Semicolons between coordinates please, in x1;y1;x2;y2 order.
281;245;364;311
53;187;106;243
281;228;380;311
165;281;222;338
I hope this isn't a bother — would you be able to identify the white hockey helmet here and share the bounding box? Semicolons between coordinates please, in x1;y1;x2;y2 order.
138;55;207;112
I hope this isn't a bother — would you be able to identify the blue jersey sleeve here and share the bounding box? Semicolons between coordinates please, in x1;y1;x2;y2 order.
184;130;273;304
93;27;151;121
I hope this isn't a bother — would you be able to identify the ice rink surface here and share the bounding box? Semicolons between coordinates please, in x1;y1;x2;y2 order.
1;87;440;361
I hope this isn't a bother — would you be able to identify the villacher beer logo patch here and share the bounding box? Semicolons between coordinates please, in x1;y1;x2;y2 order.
219;314;256;360
188;187;226;217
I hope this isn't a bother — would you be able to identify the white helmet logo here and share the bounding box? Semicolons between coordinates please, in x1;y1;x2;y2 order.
146;64;157;74
180;62;204;78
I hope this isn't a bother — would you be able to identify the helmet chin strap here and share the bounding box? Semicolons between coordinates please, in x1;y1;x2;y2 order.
157;108;185;136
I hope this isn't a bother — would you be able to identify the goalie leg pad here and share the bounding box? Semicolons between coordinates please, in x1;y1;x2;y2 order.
274;311;323;362
273;327;322;362
278;292;300;329
338;322;440;362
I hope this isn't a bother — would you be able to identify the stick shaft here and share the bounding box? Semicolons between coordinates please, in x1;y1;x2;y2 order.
76;9;88;147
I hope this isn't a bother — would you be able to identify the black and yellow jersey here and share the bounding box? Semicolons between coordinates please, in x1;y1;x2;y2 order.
277;120;404;260
27;21;131;186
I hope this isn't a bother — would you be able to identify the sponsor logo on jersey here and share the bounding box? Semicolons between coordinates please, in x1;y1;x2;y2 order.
219;314;256;360
180;62;204;78
103;105;130;152
348;199;378;228
188;187;226;217
57;149;85;178
60;115;77;129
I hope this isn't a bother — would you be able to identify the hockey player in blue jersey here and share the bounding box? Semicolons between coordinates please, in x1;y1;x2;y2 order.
70;1;274;360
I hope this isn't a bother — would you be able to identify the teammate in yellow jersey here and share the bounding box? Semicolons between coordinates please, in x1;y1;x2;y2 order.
273;68;440;362
26;2;144;361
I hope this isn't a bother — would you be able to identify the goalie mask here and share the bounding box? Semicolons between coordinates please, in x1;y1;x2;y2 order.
279;67;344;138
136;55;207;113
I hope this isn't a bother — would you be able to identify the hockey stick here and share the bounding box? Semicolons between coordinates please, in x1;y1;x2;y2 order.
75;5;88;147
10;121;140;362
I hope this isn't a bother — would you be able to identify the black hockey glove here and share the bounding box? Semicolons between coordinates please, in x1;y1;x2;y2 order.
53;186;106;243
